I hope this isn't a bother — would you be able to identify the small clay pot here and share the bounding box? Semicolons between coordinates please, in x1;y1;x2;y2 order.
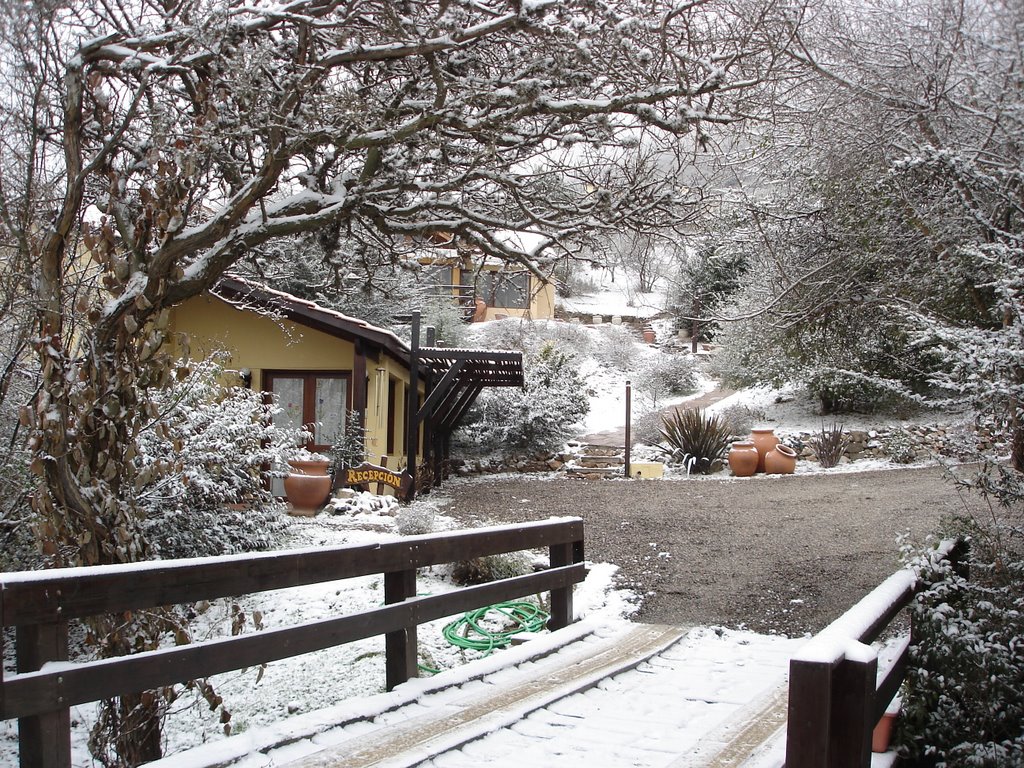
750;428;780;473
764;444;798;475
872;711;898;753
727;441;759;477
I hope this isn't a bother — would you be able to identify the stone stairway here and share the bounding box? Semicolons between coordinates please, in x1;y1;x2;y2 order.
563;443;626;479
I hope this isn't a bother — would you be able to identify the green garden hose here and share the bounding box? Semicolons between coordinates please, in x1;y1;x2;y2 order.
442;600;550;655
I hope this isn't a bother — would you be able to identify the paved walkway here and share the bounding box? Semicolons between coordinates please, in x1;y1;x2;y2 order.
581;387;736;448
204;622;803;768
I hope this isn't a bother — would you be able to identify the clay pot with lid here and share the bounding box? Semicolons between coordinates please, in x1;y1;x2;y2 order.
764;444;798;475
750;428;780;473
727;441;759;477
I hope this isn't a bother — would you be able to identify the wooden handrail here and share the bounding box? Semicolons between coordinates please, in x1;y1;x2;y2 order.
785;538;967;767
1;517;586;767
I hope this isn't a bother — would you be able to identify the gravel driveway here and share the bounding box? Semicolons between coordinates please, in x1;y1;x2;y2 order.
433;465;981;635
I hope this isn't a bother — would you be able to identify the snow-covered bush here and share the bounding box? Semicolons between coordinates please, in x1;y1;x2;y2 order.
716;403;767;437
136;356;307;559
882;428;918;465
635;352;699;411
593;324;640;371
396;505;437;535
456;343;589;457
451;551;532;585
900;527;1024;764
806;368;918;415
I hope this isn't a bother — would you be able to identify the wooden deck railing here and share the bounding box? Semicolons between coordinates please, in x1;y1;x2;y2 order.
0;517;586;768
785;539;967;767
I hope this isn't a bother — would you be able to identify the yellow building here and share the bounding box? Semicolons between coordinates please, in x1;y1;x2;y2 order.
414;235;557;321
171;275;523;497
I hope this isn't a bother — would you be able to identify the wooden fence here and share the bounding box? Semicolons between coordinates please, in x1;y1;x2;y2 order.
785;539;967;767
0;517;586;768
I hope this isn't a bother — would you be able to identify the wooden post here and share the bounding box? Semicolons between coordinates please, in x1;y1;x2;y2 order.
16;621;71;768
830;654;878;767
785;658;833;768
548;535;584;631
624;380;632;478
384;568;418;691
404;312;421;501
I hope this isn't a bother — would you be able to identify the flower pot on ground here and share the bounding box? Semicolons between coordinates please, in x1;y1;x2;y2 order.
727;441;759;477
284;457;332;515
750;428;779;473
764;444;798;474
642;326;656;343
872;698;901;753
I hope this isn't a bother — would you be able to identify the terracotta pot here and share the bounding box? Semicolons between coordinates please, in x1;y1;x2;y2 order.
642;328;656;343
284;459;332;514
750;428;779;473
727;441;759;477
764;443;798;474
872;711;897;753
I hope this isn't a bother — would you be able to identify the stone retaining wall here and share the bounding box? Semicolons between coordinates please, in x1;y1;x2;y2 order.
448;422;1001;477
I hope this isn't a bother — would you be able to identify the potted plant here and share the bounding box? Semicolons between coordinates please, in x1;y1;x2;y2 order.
284;448;333;515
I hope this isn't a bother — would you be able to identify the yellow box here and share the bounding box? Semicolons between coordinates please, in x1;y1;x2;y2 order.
630;462;664;479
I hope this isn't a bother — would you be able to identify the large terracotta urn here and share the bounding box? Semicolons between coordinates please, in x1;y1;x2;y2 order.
284;458;332;515
727;441;759;477
764;444;798;475
750;428;780;473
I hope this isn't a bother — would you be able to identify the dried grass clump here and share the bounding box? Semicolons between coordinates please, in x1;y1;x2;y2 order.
810;422;848;468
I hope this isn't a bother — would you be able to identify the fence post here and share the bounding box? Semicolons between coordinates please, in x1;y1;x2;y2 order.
785;658;833;767
548;536;584;631
830;653;878;767
16;620;71;768
384;568;417;691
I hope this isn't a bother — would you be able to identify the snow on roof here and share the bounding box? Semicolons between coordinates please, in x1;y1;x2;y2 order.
212;274;411;357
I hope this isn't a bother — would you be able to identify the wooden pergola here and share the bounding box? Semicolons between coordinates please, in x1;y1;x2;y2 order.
405;313;524;499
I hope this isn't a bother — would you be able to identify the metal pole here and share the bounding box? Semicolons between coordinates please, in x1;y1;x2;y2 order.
624;380;632;479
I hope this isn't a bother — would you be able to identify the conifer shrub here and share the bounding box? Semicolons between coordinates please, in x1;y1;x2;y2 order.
456;343;589;457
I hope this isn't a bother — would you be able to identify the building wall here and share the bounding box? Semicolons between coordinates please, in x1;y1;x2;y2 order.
169;295;415;472
451;266;556;320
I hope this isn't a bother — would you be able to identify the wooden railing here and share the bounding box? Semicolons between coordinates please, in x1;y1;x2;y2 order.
0;517;586;768
785;539;967;767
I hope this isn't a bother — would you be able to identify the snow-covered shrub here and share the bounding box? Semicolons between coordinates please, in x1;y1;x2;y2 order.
456;343;589;457
471;316;538;352
396;505;437;535
633;409;666;445
635;353;699;411
807;369;918;415
658;409;730;474
882;428;918;464
136;356;307;559
451;551;532;585
593;324;640;371
716;403;767;437
900;525;1024;764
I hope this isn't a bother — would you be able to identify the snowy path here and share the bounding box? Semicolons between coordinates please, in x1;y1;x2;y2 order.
580;387;736;448
176;622;806;768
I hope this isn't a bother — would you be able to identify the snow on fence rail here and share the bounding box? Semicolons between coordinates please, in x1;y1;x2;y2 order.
0;518;586;768
785;538;968;767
